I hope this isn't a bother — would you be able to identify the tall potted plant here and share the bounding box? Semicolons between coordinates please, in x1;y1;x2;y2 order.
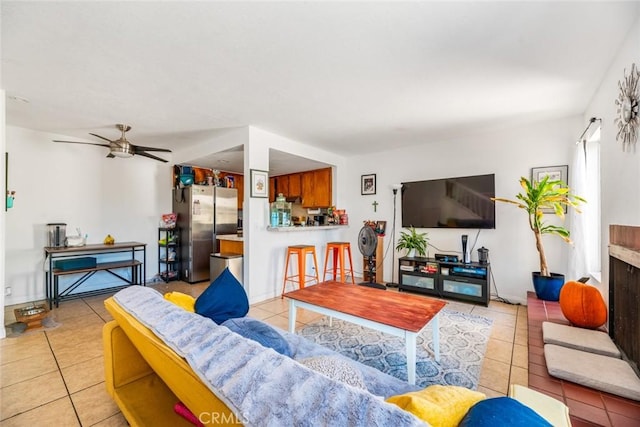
396;227;429;258
492;175;585;300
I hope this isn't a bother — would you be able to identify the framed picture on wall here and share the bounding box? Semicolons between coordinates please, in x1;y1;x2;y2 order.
250;169;269;198
531;165;569;213
361;174;376;195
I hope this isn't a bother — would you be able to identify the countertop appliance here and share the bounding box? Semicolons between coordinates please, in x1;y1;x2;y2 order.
477;247;489;264
173;185;237;283
47;223;67;248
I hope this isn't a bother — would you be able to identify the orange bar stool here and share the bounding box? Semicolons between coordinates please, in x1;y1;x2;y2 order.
281;245;320;297
322;242;355;284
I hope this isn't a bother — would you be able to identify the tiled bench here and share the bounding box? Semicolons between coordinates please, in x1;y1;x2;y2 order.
527;292;640;426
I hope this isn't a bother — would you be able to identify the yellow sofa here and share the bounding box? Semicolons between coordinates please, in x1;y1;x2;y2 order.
103;289;570;427
103;296;239;426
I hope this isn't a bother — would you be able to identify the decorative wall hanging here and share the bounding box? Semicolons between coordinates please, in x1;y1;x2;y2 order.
361;174;376;195
250;169;269;198
615;63;640;151
531;165;568;213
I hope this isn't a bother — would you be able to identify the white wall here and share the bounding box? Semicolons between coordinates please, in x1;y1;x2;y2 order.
343;117;581;304
4;126;172;305
584;15;640;300
173;127;249;165
244;126;348;302
1;92;6;337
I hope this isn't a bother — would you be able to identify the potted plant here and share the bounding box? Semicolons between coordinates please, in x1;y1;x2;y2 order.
396;227;429;258
492;175;586;300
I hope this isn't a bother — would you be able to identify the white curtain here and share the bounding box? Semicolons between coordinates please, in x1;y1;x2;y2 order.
568;141;600;280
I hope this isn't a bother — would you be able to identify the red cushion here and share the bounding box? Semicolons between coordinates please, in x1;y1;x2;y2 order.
174;401;203;427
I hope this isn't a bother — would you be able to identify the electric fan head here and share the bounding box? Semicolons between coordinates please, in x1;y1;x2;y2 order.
358;226;377;257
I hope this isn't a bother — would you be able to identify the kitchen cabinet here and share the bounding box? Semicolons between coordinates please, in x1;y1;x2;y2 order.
288;173;302;197
276;175;289;197
273;173;302;199
269;177;276;202
302;167;332;208
234;174;244;209
217;235;244;255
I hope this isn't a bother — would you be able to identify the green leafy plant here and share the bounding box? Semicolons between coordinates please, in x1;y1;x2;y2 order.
492;176;586;277
396;227;429;257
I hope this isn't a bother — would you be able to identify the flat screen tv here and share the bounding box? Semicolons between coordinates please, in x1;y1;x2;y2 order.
401;174;496;229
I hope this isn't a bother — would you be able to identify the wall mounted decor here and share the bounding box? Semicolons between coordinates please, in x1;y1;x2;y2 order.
361;173;376;195
250;169;269;198
615;63;640;151
531;165;568;213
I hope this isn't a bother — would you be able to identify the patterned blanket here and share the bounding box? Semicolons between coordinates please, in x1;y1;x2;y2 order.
113;286;426;427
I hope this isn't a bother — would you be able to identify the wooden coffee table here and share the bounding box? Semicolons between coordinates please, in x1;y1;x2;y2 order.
283;281;447;385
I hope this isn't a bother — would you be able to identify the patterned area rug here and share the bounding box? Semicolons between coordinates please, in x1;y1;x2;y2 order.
298;309;493;389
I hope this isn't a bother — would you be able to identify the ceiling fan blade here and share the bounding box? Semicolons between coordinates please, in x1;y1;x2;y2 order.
132;144;172;153
89;133;114;143
135;151;169;163
106;153;115;158
53;140;110;148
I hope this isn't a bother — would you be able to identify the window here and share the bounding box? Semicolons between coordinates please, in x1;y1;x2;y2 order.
569;126;601;282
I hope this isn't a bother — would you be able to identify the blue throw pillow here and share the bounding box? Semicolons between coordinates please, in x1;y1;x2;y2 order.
195;267;249;325
222;317;293;357
459;397;552;427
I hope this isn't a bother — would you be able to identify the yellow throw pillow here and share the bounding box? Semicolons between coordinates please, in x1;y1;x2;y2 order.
386;385;485;427
164;291;196;312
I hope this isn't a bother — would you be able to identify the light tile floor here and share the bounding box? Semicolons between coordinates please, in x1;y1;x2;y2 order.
1;282;527;425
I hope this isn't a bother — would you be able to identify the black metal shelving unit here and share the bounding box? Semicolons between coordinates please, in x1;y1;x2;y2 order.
158;227;180;282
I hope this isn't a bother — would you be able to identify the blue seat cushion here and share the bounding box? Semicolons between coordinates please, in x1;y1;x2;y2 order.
195;267;249;324
459;397;552;427
222;317;293;357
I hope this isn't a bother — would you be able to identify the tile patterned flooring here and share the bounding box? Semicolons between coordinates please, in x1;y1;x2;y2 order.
0;281;527;426
526;292;640;427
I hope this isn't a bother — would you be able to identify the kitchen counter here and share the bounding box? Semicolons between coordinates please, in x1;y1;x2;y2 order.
216;234;243;242
267;225;348;232
216;234;243;254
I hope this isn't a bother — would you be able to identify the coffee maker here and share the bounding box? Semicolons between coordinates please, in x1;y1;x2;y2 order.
47;223;67;247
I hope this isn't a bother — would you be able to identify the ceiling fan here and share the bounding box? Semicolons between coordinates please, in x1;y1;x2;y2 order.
53;124;171;163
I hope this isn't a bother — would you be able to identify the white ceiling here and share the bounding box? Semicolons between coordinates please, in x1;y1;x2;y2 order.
2;1;638;173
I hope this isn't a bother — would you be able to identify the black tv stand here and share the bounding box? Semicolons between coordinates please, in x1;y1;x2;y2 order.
398;256;490;306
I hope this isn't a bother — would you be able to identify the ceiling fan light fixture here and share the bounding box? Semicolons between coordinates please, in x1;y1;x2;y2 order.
111;149;133;158
110;138;134;158
110;143;134;158
52;124;170;162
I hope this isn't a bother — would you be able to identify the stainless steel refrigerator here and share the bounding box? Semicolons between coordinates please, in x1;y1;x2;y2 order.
173;185;237;283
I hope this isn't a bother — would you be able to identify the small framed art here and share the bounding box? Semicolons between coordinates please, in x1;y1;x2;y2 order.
531;165;568;185
361;174;376;195
250;169;269;198
531;165;569;213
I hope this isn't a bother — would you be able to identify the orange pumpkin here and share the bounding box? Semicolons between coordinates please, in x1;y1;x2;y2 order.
559;281;607;329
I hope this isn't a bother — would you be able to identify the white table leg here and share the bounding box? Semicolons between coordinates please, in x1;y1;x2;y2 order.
433;313;440;363
406;332;417;385
288;300;296;333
